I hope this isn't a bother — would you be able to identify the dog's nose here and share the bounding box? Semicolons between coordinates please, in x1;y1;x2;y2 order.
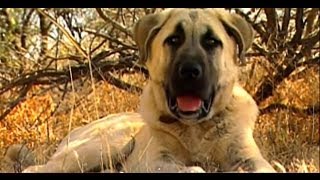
178;62;203;80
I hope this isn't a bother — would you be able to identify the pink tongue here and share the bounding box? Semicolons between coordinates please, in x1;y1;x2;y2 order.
176;96;202;112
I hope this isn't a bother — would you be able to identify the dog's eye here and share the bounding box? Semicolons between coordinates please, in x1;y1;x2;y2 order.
202;36;220;51
166;35;182;46
204;37;218;47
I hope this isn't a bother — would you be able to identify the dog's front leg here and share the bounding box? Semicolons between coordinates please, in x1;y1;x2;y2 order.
124;145;205;173
123;126;205;173
146;150;205;173
219;131;276;173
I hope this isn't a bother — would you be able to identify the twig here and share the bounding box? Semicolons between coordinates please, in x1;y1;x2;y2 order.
83;28;137;50
36;9;88;59
104;72;142;94
96;8;132;37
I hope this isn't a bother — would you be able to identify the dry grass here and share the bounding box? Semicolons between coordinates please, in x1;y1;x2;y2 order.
0;64;319;173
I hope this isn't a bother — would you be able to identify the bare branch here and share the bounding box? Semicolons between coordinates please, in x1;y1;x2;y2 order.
96;8;132;37
280;8;291;40
21;9;35;49
264;8;278;35
83;28;137;50
0;53;146;96
300;30;320;46
304;8;319;38
38;10;49;59
291;8;304;44
104;72;142;94
298;56;320;67
91;39;107;55
36;9;88;59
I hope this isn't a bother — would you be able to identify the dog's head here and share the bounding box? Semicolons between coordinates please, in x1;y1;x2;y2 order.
133;9;254;124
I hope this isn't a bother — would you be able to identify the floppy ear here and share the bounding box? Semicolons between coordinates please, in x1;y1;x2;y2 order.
217;10;255;65
133;10;172;64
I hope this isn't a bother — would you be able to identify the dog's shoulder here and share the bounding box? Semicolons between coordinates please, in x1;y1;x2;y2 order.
223;84;259;128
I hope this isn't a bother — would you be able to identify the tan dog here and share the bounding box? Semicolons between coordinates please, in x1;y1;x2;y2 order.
124;8;275;173
7;8;275;173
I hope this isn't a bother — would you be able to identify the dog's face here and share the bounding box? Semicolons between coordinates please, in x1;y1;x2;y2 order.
134;9;254;124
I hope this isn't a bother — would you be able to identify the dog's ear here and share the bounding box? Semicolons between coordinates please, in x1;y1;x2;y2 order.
216;10;255;65
133;10;172;64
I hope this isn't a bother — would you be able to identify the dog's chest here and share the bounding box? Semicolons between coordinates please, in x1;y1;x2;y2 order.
179;119;231;163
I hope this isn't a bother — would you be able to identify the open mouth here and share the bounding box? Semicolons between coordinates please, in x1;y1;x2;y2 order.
166;90;213;120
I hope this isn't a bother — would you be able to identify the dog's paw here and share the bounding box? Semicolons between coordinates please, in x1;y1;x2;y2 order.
178;166;206;173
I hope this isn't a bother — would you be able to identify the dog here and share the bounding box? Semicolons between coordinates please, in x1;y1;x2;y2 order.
7;8;275;173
